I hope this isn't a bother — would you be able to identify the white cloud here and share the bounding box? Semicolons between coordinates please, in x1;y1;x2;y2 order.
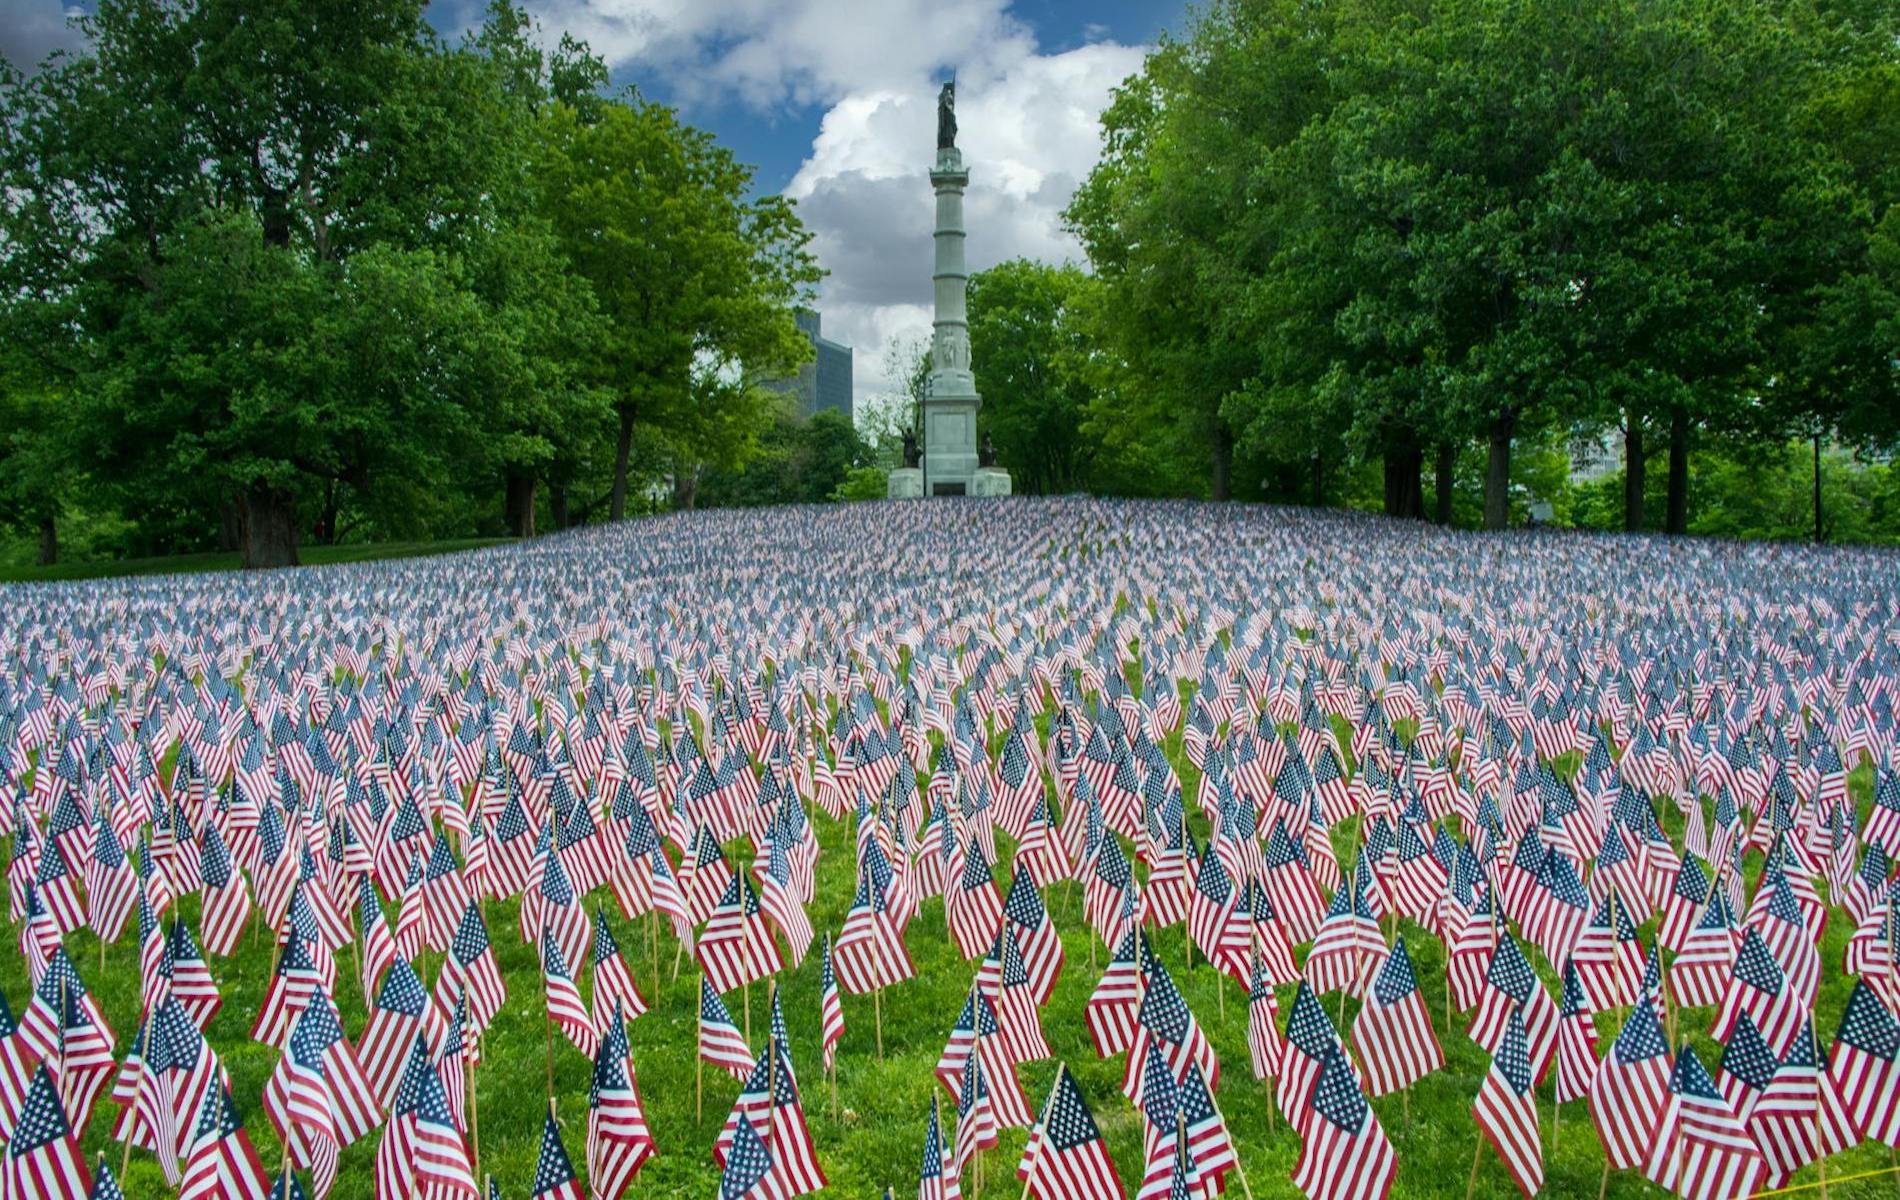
0;0;88;71
524;0;1146;414
527;0;1032;110
786;39;1144;411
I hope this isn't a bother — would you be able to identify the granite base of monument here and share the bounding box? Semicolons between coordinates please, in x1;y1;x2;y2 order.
971;467;1012;497
886;468;924;499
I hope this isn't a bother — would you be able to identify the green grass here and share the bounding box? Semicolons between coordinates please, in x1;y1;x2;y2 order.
9;726;1900;1199
0;538;513;583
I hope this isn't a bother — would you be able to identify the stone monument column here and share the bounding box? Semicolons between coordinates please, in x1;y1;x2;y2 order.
890;79;1010;499
923;143;982;494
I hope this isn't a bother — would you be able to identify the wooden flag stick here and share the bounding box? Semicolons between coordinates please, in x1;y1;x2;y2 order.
1465;1125;1486;1200
765;982;780;1149
470;1034;483;1182
696;1044;704;1124
743;923;757;1046
544;989;557;1120
649;909;660;1001
874;984;885;1061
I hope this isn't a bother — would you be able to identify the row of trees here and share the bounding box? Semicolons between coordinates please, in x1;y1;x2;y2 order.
1024;0;1898;532
0;0;819;566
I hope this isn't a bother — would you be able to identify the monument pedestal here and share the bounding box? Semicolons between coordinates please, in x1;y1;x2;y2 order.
886;467;923;499
971;467;1012;497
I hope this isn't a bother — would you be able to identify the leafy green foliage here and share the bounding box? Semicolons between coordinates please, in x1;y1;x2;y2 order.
1065;0;1900;531
0;0;814;564
699;406;871;508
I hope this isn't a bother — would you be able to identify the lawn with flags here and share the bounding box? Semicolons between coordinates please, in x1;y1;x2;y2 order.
2;498;1899;1198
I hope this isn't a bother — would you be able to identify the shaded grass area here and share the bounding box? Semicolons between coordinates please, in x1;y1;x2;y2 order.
0;539;513;584
6;717;1898;1198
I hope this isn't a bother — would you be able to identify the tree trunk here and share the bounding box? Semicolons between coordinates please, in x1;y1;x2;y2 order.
1665;407;1690;534
1623;418;1646;532
1483;412;1515;530
317;478;339;546
505;473;537;538
1433;441;1456;525
1812;432;1824;543
1210;422;1234;501
1382;430;1423;519
239;479;300;569
1310;453;1325;507
550;485;570;530
219;500;242;552
36;516;57;566
672;466;698;511
610;403;635;521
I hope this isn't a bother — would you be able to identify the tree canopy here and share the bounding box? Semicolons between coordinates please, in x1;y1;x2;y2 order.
1065;0;1899;530
0;0;817;565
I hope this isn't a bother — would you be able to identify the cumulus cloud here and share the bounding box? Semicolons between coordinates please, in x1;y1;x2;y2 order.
784;39;1142;409
524;0;1145;413
0;0;88;71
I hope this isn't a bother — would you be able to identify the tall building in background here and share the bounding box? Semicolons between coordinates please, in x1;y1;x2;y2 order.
765;309;853;421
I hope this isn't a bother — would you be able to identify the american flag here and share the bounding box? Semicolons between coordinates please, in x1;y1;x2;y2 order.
1136;1045;1182;1200
951;1049;998;1176
178;1078;271;1200
1472;1006;1542;1199
1746;1023;1858;1186
947;839;1004;961
357;958;439;1109
542;929;599;1059
817;934;845;1073
1085;930;1142;1058
1467;934;1554;1081
1828;980;1900;1145
530;1107;585;1200
261;990;378;1199
4;1064;90;1200
1002;868;1064;1005
1277;981;1344;1135
1554;959;1601;1104
1352;935;1444;1096
1291;1043;1395;1200
1641;1045;1767;1200
720;1114;777;1200
1589;995;1672;1170
1247;952;1282;1082
1175;1061;1235;1190
917;1093;960;1200
1016;1065;1124;1200
588;1002;656;1200
1303;868;1384;997
1712;927;1804;1058
833;874;914;993
699;874;785;995
1124;956;1217;1104
356;872;398;1003
439;901;507;1033
588;909;647;1030
714;1041;824;1199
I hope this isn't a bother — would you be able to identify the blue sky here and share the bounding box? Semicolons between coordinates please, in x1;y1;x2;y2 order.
3;0;1185;410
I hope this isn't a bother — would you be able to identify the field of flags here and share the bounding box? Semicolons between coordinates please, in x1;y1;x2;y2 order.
2;495;1899;1199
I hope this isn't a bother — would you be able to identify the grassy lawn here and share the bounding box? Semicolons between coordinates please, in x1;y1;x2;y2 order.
0;538;513;584
6;712;1895;1200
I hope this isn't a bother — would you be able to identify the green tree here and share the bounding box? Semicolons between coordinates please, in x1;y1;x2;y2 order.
0;0;607;564
967;260;1095;494
537;96;822;519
